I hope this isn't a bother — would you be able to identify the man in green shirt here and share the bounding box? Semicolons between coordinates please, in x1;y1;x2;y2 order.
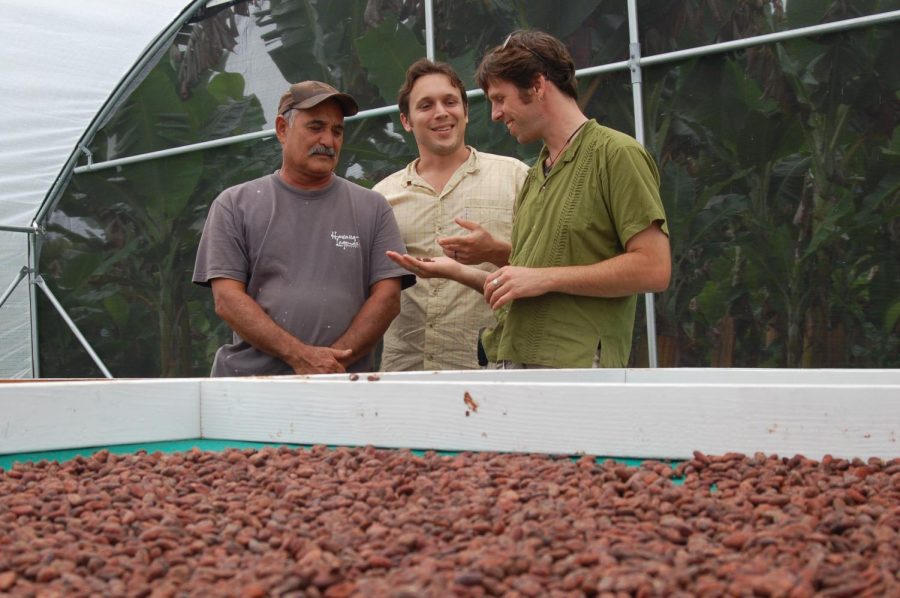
387;30;670;368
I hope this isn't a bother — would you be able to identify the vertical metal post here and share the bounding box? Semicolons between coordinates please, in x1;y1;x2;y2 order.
627;0;659;367
424;0;435;60
28;232;41;378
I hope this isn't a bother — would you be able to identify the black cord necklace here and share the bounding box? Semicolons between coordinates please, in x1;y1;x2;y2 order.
543;120;588;175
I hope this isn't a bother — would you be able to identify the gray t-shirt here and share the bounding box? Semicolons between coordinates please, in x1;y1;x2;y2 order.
193;172;414;375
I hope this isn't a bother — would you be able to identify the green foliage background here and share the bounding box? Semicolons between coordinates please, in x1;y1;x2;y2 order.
39;0;899;376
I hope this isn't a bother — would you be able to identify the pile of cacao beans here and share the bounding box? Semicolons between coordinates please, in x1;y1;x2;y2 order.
1;446;897;597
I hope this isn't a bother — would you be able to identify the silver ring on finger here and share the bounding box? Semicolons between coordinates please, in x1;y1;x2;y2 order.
492;277;501;287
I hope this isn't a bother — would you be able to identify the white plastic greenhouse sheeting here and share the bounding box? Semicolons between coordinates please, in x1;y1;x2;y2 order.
0;232;30;378
0;0;196;377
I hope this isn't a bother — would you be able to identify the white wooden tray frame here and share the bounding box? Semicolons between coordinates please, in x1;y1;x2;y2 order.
2;369;897;460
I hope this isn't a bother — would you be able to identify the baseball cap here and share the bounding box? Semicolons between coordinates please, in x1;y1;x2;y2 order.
277;81;359;117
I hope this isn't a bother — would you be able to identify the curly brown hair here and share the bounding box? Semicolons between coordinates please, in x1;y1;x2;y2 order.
475;30;578;101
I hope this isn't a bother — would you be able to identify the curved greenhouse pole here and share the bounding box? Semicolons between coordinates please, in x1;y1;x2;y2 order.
32;0;210;231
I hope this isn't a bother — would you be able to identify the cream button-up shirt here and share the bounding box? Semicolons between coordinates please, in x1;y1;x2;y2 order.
374;148;528;370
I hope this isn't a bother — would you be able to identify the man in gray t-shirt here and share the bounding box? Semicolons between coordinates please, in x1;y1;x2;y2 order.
193;81;414;376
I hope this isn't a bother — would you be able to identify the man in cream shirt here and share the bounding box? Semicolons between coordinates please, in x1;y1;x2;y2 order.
374;58;528;370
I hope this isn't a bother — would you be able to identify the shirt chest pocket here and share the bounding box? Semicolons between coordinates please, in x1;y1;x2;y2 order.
462;205;513;242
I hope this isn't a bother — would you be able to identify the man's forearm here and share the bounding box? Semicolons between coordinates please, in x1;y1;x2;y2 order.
330;279;401;366
453;264;491;293
384;252;491;294
542;226;671;297
542;252;668;297
558;225;669;296
214;286;309;365
484;224;671;310
489;240;512;268
211;278;351;374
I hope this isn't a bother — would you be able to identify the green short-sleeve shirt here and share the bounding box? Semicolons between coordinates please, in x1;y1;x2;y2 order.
481;121;668;368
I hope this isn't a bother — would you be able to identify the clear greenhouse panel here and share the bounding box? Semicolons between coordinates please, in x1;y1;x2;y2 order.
637;0;900;57
32;1;900;376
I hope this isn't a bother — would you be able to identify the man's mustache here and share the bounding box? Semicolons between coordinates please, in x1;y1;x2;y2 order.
309;145;336;157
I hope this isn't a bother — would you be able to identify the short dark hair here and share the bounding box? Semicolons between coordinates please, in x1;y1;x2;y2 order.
398;58;469;118
475;30;578;100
